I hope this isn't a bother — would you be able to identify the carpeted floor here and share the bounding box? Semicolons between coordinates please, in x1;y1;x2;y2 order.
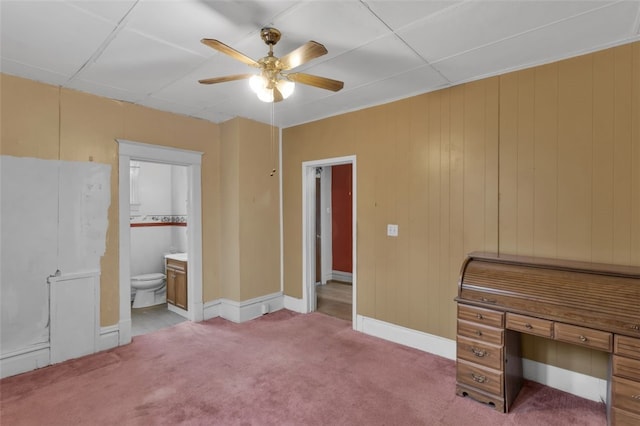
0;310;606;425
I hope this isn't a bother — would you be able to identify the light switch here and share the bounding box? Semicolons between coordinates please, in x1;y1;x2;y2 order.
387;224;398;237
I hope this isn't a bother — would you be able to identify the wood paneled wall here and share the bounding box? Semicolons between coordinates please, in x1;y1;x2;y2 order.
499;42;640;377
283;77;500;339
282;41;639;378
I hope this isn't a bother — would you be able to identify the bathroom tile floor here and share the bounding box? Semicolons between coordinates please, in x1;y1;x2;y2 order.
131;304;187;337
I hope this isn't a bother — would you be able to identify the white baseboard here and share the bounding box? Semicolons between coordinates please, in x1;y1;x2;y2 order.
203;299;222;320
332;270;353;283
356;314;456;360
355;314;605;402
0;343;50;379
98;325;119;352
216;292;284;323
283;295;305;313
523;358;607;402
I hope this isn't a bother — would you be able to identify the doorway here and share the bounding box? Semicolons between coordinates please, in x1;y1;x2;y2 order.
118;140;204;346
129;160;189;336
302;156;356;326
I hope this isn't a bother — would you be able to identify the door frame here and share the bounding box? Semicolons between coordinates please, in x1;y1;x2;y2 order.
117;139;204;345
302;155;356;325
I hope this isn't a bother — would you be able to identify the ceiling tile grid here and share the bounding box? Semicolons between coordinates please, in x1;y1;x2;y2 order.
1;0;639;128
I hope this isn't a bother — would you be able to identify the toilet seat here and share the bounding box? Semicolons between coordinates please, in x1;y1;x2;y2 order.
132;272;165;282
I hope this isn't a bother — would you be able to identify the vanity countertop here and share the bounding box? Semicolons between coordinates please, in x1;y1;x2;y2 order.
165;253;187;262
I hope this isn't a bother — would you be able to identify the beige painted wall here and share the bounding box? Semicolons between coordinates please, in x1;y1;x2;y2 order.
1;74;221;326
282;41;640;378
219;118;281;301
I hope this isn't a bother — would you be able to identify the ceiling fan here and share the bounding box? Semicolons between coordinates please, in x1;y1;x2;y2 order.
198;27;344;103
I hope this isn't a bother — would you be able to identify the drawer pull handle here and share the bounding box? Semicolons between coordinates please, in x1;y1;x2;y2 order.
480;297;496;304
632;394;640;401
474;330;483;337
578;335;588;343
471;348;487;357
524;323;533;329
471;373;487;384
476;314;484;320
631;324;640;331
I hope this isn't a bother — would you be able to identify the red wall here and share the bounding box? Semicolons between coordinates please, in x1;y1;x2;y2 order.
331;164;352;273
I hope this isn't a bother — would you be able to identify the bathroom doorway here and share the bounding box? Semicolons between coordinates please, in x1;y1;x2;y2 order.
118;140;204;346
129;160;188;336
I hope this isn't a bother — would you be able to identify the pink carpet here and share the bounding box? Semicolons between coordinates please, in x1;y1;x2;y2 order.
1;310;606;425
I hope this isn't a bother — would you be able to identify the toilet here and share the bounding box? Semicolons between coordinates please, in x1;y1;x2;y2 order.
131;273;166;308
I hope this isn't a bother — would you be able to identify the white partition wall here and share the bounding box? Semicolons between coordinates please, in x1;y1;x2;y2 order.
0;156;110;378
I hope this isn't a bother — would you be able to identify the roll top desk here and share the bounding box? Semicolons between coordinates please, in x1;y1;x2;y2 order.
454;252;640;425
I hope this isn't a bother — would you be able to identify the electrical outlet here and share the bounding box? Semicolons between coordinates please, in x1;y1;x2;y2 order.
387;224;398;237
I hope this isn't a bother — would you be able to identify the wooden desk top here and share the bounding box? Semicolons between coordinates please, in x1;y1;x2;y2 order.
456;252;640;339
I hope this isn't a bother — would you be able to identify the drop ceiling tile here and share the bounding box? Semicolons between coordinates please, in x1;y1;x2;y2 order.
277;98;343;128
399;0;616;62
302;33;425;90
433;1;640;83
137;96;203;118
66;78;147;104
65;0;138;24
272;1;391;61
0;1;117;78
74;28;206;93
0;58;70;86
123;0;252;56
191;108;236;124
320;64;449;113
363;0;461;30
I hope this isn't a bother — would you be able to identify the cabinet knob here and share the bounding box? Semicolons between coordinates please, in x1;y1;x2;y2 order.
476;313;483;320
471;348;487;358
524;323;533;329
578;335;588;343
471;373;487;384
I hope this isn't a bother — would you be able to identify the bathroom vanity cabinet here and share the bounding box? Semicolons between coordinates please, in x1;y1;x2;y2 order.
166;258;187;310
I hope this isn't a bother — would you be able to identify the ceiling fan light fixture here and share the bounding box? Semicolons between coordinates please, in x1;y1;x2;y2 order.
250;74;294;103
256;86;274;103
200;28;342;102
276;78;295;99
249;74;266;93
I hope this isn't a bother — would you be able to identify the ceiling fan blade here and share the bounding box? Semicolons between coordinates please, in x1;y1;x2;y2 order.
286;73;344;92
198;74;253;85
279;41;328;70
201;39;259;67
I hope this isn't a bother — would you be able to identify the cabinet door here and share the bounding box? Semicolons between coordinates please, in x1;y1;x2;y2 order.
166;268;176;305
174;270;187;310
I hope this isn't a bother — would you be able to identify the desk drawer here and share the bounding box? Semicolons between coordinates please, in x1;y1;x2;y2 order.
458;305;504;328
614;355;640;382
457;359;503;397
457;320;504;345
615;336;640;360
457;336;503;370
612;376;640;415
611;407;640;426
554;323;612;352
506;313;553;338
